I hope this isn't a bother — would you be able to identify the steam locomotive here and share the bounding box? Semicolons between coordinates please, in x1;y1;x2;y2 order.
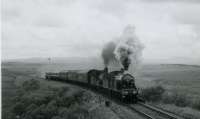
45;67;139;103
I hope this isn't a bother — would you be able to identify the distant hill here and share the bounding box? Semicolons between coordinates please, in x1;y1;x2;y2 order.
159;63;200;67
3;57;200;73
2;57;105;70
3;57;100;63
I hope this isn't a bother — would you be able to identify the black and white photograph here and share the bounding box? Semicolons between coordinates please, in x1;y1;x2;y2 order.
1;0;200;119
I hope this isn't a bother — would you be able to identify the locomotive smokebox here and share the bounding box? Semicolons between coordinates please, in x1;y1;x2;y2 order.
122;57;131;70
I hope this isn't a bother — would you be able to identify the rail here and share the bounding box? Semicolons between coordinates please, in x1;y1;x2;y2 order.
127;104;155;119
45;78;185;119
138;102;184;119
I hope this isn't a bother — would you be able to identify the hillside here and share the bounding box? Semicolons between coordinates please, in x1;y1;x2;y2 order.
2;61;200;118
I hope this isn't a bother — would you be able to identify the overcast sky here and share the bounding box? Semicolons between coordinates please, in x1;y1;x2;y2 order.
2;0;200;64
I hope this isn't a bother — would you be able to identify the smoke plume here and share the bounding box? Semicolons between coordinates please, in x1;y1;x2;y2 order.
101;41;118;66
101;25;144;71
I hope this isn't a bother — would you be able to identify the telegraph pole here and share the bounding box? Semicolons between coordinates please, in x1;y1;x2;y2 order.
48;57;51;64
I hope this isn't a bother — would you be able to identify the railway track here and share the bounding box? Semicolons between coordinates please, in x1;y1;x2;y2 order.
125;102;184;119
126;104;155;119
10;71;189;119
46;79;185;119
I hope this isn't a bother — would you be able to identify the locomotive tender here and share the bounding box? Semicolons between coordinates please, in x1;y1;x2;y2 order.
45;68;139;103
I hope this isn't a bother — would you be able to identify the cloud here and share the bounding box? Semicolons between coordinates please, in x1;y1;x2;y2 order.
142;0;200;3
2;0;200;64
172;4;200;25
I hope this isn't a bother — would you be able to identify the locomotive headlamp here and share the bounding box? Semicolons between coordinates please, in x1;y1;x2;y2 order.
132;90;137;94
122;91;128;95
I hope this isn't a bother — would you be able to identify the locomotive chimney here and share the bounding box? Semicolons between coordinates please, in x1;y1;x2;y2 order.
122;57;131;71
104;67;108;73
120;68;125;73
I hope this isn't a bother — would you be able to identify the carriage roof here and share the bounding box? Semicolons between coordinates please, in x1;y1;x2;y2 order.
60;70;88;73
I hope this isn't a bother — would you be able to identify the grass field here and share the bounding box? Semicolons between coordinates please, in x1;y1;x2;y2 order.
1;62;119;119
2;62;200;98
136;64;200;119
2;61;200;118
136;64;200;97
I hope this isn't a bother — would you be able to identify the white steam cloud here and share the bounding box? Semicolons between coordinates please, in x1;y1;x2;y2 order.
102;25;144;71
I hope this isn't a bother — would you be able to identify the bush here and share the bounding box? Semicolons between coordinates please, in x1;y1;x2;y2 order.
141;85;200;111
162;92;190;107
56;87;69;97
58;107;69;117
173;93;189;107
28;104;46;119
12;102;26;115
2;110;15;119
26;103;38;113
11;80;89;119
141;85;165;102
67;107;89;119
45;100;58;114
191;100;200;110
22;79;40;91
73;91;85;104
52;116;64;119
162;92;174;104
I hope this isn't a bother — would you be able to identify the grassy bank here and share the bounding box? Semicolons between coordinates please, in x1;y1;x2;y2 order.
2;62;120;119
140;85;200;119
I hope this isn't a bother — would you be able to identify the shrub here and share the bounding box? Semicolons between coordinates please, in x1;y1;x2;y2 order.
2;110;15;119
162;92;190;107
26;103;38;114
162;92;174;104
191;100;200;110
22;79;40;91
42;100;58;118
22;115;33;119
173;93;189;107
67;107;89;119
73;91;85;104
10;80;89;119
12;102;26;115
141;85;165;102
29;104;46;119
51;116;64;119
56;87;69;97
58;107;69;117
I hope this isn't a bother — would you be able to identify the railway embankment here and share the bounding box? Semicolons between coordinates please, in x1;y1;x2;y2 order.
2;67;145;119
2;62;200;119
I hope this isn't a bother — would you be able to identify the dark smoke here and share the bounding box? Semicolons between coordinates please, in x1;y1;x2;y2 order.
101;25;144;71
101;41;118;66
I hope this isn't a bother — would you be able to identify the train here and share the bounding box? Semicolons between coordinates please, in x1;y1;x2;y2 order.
45;67;139;103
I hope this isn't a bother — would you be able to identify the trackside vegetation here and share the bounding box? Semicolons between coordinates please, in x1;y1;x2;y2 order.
140;86;200;110
7;79;89;119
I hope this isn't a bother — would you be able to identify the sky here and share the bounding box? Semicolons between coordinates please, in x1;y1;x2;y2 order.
2;0;200;64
